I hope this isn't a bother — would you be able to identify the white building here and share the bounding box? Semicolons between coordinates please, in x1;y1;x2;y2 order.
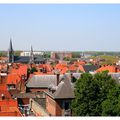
20;51;44;56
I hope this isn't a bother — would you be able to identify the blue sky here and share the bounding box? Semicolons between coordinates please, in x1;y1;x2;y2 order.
0;4;120;51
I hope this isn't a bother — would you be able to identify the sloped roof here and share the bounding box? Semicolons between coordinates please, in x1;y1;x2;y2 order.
26;73;81;88
7;74;20;85
45;75;74;99
14;56;30;63
0;100;21;116
0;90;12;99
11;65;28;76
83;65;99;72
0;85;7;91
65;73;81;79
34;56;45;62
14;56;45;63
26;75;58;88
96;65;117;73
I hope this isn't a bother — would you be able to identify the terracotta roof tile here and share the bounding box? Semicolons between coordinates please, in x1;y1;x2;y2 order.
7;74;20;85
96;65;118;73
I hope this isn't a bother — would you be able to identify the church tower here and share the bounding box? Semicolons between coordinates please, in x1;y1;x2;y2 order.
29;46;34;64
8;38;14;63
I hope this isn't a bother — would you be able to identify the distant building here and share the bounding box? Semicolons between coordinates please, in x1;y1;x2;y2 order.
20;51;44;57
80;52;92;58
7;39;46;64
51;52;72;60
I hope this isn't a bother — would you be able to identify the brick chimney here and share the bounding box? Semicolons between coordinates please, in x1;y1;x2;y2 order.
70;72;73;79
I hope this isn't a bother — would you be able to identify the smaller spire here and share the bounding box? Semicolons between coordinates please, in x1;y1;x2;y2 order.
31;45;33;54
29;45;34;64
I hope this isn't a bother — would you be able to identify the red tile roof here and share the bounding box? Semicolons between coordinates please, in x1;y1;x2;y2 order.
7;74;20;85
96;65;119;73
69;65;77;71
0;85;7;91
0;100;22;116
11;65;27;76
78;65;85;72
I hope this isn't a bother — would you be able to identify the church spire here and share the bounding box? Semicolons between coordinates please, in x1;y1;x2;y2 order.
8;37;14;63
9;38;13;52
29;45;34;64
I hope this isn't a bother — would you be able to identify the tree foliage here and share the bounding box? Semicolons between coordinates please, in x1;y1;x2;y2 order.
71;71;120;116
102;86;120;116
27;67;38;79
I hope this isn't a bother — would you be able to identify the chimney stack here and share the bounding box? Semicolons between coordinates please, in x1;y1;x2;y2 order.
54;70;60;86
56;73;60;86
70;72;73;78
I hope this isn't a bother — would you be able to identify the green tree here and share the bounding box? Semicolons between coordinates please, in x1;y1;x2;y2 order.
27;67;38;79
102;86;120;116
71;76;77;83
0;52;7;57
71;71;117;116
30;67;37;74
63;57;70;61
14;51;22;56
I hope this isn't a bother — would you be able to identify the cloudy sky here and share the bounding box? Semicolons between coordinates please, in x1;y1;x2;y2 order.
0;4;120;51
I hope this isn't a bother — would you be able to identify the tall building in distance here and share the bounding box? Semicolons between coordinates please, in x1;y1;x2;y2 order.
29;46;34;64
7;39;46;64
51;52;72;60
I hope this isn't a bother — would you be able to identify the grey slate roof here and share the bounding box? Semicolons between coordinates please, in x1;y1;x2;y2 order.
34;56;45;62
65;73;81;79
14;56;45;63
83;65;99;72
26;75;61;88
26;73;81;88
14;56;30;63
45;75;75;99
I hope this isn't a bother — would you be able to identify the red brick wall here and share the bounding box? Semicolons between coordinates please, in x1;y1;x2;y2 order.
56;100;62;116
46;95;62;116
46;95;56;116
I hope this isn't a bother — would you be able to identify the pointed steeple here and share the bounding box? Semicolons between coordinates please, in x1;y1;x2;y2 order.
29;45;34;64
8;37;14;63
9;38;13;52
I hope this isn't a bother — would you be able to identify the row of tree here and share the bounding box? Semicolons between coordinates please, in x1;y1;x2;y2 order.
71;71;120;116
